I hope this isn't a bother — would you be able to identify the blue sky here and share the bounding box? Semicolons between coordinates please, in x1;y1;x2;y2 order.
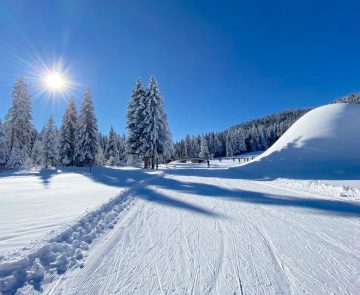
0;0;359;140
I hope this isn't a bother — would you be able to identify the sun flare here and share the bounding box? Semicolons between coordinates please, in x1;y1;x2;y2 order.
45;71;65;90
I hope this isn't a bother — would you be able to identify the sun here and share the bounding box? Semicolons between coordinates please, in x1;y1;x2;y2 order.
45;71;65;90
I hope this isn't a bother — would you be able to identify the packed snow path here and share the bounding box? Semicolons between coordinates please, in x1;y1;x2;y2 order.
46;166;360;295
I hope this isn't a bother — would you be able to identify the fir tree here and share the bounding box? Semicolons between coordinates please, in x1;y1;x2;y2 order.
74;88;99;169
42;115;59;168
6;77;33;167
226;132;234;157
126;79;146;162
95;147;105;166
142;76;172;169
184;135;191;159
0;120;7;167
59;97;78;166
31;137;44;167
117;134;127;163
199;135;210;159
234;129;246;154
258;125;269;150
105;126;119;166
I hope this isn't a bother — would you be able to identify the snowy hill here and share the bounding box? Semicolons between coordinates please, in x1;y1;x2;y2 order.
240;103;360;179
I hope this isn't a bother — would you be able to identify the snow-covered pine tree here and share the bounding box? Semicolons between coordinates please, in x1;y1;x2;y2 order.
59;97;78;166
142;76;172;169
95;147;105;166
192;135;200;158
105;126;119;166
126;79;146;164
98;133;108;156
31;136;44;167
117;134;127;163
207;133;215;156
249;124;260;151
0;120;7;167
199;135;210;159
6;77;33;168
234;129;246;154
257;125;269;150
42;115;59;168
74;88;99;169
212;133;222;157
184;135;191;159
226;132;234;157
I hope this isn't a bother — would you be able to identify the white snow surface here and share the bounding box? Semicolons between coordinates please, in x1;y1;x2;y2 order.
239;103;360;179
0;167;158;256
38;166;359;295
0;164;359;294
1;104;360;294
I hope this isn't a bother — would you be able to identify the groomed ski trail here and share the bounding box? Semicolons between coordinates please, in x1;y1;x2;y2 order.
45;168;360;295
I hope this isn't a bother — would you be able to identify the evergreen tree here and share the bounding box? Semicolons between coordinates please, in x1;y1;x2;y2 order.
95;147;105;166
184;135;191;159
42;115;59;168
0;120;7;167
258;125;269;150
31;137;44;167
199;135;210;159
234;129;246;154
226;132;234;157
249;124;260;151
142;76;172;169
74;88;99;169
192;135;200;158
6;77;33;167
59;97;78;166
213;133;223;157
105;126;119;166
126;79;146;162
117;134;127;163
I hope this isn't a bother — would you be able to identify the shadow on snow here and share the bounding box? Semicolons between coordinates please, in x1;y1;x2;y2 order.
1;165;360;218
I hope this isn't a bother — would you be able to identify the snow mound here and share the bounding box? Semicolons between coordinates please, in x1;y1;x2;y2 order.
240;103;360;179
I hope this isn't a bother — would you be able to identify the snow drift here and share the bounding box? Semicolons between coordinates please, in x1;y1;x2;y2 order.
239;103;360;179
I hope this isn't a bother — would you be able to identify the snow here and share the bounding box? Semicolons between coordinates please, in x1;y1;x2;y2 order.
40;167;360;295
0;167;157;256
1;103;360;294
239;103;360;179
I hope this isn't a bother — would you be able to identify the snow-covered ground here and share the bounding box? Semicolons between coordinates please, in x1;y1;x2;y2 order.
40;166;359;295
0;167;159;257
169;151;263;169
0;104;359;294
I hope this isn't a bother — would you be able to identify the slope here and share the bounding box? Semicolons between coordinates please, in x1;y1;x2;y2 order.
239;103;360;179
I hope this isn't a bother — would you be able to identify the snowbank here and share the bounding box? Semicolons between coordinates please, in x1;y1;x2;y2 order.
238;103;360;179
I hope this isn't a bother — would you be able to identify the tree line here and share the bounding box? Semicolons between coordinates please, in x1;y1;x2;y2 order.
172;93;359;160
173;108;310;160
3;76;350;168
0;76;172;169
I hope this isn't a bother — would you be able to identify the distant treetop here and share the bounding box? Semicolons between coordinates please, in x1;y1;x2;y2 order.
334;93;360;104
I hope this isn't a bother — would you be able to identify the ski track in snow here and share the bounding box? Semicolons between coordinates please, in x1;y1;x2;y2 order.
30;166;360;295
